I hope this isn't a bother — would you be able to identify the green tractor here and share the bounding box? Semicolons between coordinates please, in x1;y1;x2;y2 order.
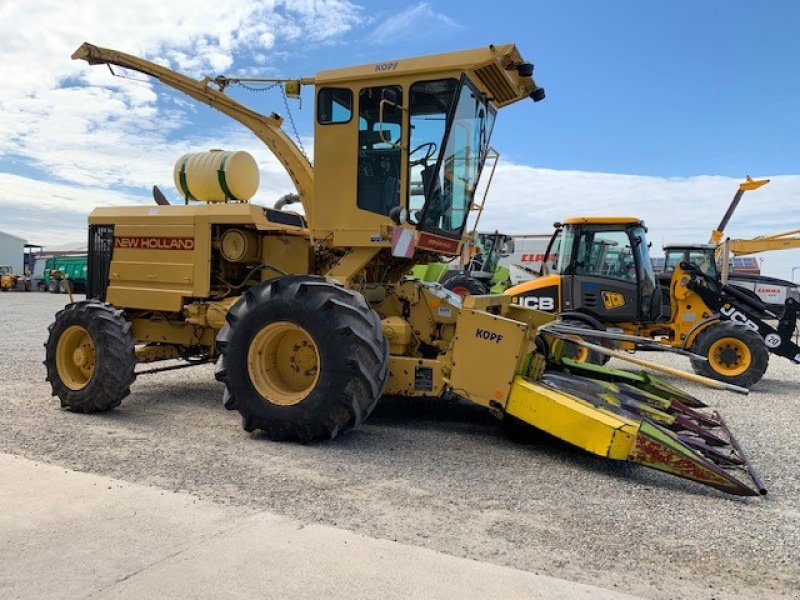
412;231;515;297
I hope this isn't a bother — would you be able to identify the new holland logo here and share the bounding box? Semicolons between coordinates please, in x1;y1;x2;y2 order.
114;236;195;251
601;291;626;310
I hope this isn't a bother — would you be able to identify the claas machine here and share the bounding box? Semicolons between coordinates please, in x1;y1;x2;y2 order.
506;215;799;388
44;42;767;496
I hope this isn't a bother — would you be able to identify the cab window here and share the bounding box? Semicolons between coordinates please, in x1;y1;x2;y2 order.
574;229;636;283
317;88;352;124
357;85;403;216
407;79;458;222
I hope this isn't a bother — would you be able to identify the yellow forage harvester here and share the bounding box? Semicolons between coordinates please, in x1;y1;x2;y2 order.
43;42;765;497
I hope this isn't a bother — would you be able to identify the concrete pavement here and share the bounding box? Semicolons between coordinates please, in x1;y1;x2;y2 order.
0;453;638;599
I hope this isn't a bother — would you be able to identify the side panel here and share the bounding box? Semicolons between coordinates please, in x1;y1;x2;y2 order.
505;274;561;312
506;376;638;459
262;235;311;277
384;357;446;396
449;308;529;408
568;276;638;323
106;222;203;312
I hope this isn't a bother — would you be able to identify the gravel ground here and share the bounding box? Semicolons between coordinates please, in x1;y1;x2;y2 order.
1;292;798;599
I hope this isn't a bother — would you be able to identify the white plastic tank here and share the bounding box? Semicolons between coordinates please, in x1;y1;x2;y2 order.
173;150;259;202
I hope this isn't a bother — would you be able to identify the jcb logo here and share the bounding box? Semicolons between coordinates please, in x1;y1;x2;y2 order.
602;291;626;310
520;296;556;311
476;328;504;344
720;304;759;332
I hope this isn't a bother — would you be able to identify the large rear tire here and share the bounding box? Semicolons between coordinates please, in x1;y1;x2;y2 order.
215;275;389;442
44;301;137;412
690;322;769;388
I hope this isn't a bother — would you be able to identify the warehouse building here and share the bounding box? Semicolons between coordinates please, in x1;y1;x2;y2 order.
0;230;26;274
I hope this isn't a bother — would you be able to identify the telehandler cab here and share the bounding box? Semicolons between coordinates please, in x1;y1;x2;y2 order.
44;42;767;496
506;216;800;388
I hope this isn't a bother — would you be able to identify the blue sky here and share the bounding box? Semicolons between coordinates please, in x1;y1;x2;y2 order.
213;0;800;177
1;0;799;277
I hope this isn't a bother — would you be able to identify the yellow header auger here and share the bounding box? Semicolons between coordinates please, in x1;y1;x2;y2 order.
44;42;765;496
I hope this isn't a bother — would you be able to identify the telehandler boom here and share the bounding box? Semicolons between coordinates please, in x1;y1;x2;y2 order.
43;42;766;496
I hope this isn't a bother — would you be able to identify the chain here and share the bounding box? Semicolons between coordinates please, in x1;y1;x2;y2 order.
281;86;308;160
233;81;282;93
230;80;308;161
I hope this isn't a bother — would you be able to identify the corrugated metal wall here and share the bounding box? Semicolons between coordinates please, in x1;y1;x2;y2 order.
0;232;26;274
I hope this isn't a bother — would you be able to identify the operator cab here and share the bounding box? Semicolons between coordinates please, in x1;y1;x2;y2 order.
662;244;719;279
469;231;514;277
544;218;660;322
311;44;543;254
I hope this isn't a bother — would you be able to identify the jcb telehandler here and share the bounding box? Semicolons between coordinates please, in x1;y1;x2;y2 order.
44;42;767;496
506;217;800;388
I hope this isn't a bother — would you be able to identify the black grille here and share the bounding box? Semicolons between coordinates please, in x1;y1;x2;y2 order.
583;292;598;308
87;225;114;301
264;208;306;228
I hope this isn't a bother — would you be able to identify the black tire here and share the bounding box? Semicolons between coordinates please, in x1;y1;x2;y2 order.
215;275;389;442
443;273;489;298
38;283;48;292
690;322;769;388
48;280;58;293
44;301;137;412
60;279;73;294
558;318;608;365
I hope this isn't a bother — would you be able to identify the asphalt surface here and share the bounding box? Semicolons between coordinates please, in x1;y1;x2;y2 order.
1;292;798;599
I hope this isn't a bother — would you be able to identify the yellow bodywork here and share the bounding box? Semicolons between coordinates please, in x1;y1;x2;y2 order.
0;265;18;290
506;376;638;459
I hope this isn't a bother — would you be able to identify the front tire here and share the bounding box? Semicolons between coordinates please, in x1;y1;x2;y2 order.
443;273;489;299
557;318;608;365
215;276;389;442
44;301;137;412
690;322;769;388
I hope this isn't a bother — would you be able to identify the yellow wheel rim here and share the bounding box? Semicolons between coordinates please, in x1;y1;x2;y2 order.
557;336;589;362
247;321;320;406
708;337;752;376
573;345;589;362
56;325;96;390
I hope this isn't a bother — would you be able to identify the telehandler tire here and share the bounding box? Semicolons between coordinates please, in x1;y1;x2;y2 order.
557;318;608;365
690;322;769;388
215;275;389;442
44;301;137;412
443;273;488;299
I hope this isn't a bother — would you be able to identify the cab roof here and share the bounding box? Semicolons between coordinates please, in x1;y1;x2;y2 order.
663;243;715;251
315;44;538;108
561;217;643;226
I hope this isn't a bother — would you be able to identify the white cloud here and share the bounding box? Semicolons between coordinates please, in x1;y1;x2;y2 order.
1;0;797;283
0;0;361;190
475;164;800;280
366;2;458;44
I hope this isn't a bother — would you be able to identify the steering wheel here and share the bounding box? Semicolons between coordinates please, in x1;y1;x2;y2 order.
409;142;437;166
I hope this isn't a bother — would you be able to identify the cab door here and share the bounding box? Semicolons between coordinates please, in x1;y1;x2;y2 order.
565;227;639;323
